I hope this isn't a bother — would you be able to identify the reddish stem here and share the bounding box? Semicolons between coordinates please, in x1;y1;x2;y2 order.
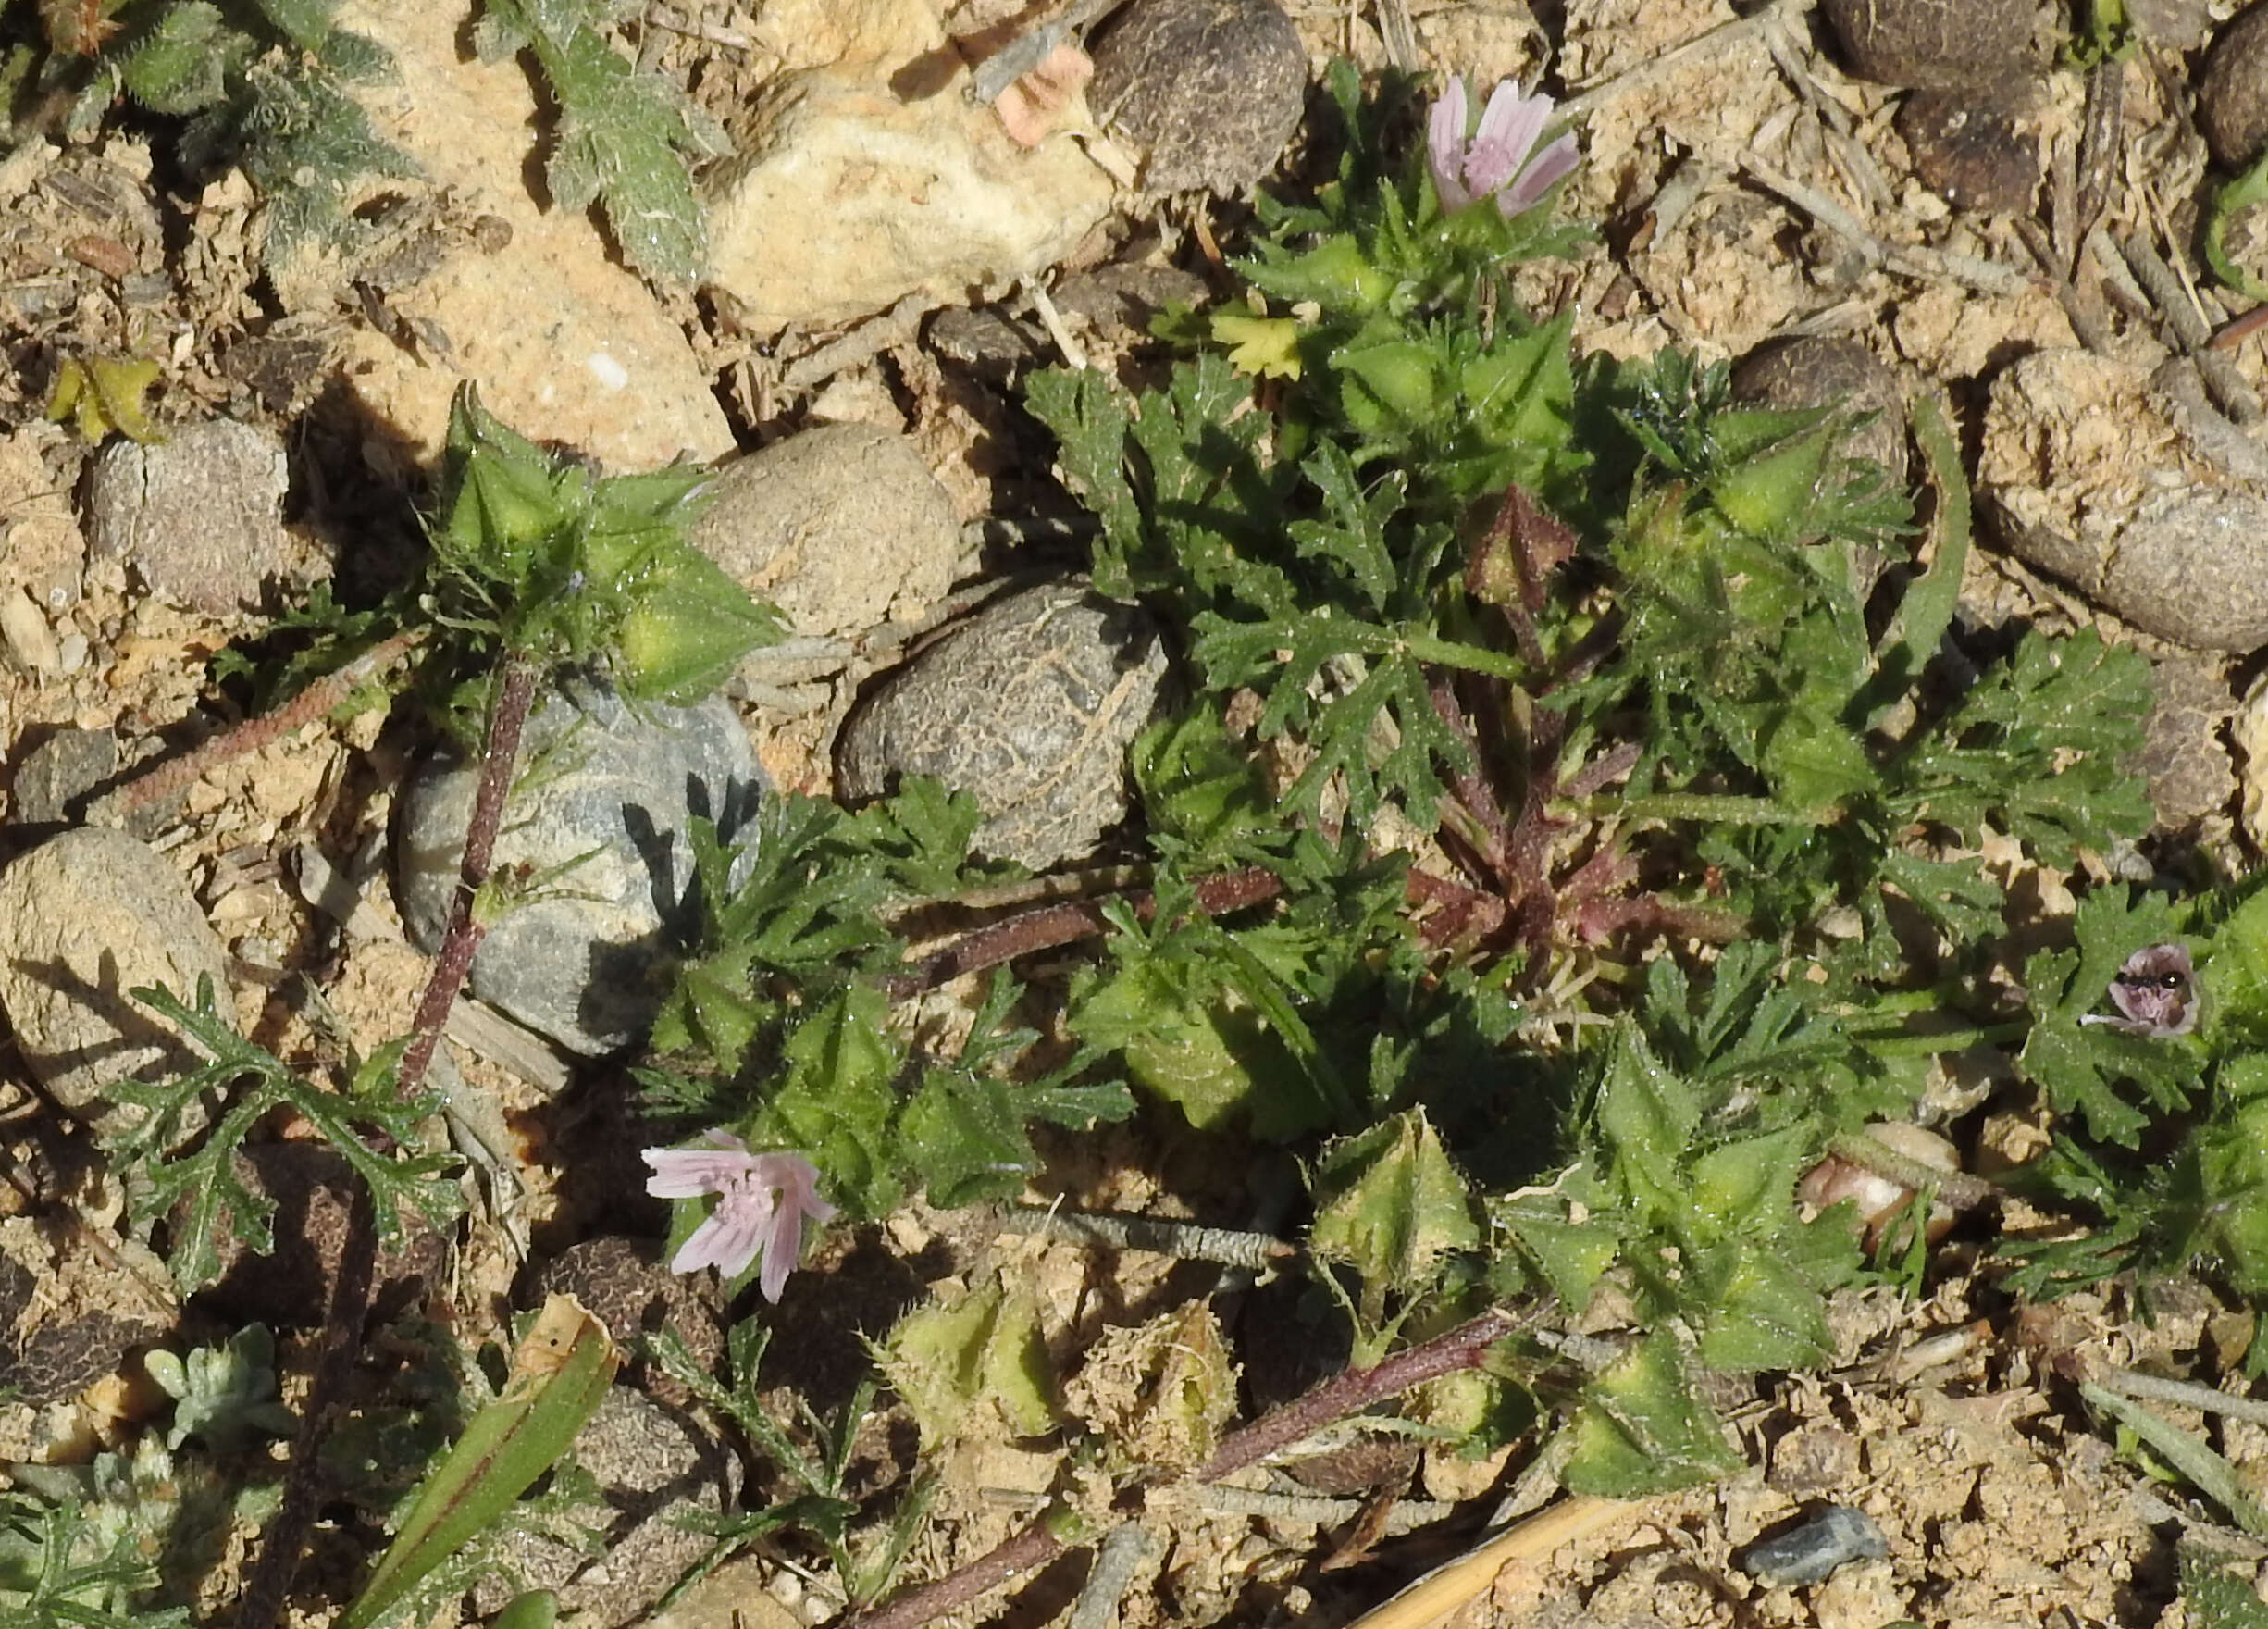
1196;1303;1524;1482
886;866;1283;996
845;1516;1069;1629
842;1304;1527;1629
98;626;425;822
397;654;540;1099
236;653;542;1629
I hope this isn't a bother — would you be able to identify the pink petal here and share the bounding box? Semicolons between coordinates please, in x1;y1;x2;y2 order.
1500;131;1580;215
757;1204;803;1302
671;1200;769;1277
1463;81;1549;199
1427;76;1472;211
643;1146;758;1199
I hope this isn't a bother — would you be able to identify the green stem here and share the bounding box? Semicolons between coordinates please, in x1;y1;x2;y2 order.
1575;791;1826;826
1843;1021;2026;1055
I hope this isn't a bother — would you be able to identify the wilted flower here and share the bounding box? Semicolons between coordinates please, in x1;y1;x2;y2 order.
2080;943;2197;1038
1427;76;1579;219
643;1132;837;1300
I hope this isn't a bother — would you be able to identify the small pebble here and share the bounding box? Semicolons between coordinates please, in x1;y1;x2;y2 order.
8;727;118;828
1729;335;1908;482
392;673;763;1056
1088;0;1308;194
2200;2;2268;169
82;417;294;616
837;580;1168;870
1740;1503;1890;1585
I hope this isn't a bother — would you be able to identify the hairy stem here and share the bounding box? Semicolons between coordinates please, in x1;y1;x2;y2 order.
93;627;425;826
398;654;541;1099
236;653;541;1629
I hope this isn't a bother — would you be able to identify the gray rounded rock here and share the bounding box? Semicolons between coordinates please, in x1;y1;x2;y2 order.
84;418;294;616
1088;0;1308;195
392;675;763;1055
1819;0;2043;89
0;827;232;1136
2200;3;2268;169
685;423;960;640
837;581;1168;870
1989;485;2268;653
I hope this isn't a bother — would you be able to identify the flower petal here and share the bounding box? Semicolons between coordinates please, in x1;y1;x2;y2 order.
1500;131;1580;216
643;1147;756;1199
1463;81;1549;199
1427;76;1473;211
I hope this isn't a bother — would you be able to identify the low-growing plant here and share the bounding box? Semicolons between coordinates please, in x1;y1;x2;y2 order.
11;41;2265;1629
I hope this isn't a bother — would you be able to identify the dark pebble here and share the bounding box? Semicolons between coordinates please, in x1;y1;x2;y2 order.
1741;1503;1891;1585
2200;3;2268;169
1820;0;2043;90
1088;0;1308;195
1896;91;2041;215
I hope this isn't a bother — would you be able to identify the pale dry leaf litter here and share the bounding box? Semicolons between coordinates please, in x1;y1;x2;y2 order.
3;0;2268;1625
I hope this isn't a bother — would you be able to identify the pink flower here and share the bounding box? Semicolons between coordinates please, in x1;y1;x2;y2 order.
643;1132;837;1300
2080;943;2198;1038
1427;76;1579;219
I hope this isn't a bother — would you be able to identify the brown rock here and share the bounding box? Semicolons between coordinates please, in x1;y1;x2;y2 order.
84;419;296;616
2200;3;2268;169
1896;91;2040;215
2139;651;2237;830
1088;0;1308;194
1820;0;2045;89
837;581;1169;869
1729;335;1908;481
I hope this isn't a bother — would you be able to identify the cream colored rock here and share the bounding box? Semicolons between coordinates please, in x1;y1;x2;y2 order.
322;0;733;470
0;828;234;1137
745;0;946;75
686;423;960;639
703;65;1119;334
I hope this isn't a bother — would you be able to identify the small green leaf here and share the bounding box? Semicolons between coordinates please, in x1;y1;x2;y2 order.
1308;1108;1479;1294
341;1299;619;1629
1561;1332;1742;1496
882;1275;1058;1451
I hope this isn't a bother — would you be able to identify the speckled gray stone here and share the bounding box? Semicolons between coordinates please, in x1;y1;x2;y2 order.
0;827;232;1136
1989;485;2268;653
83;418;294;616
392;674;763;1054
836;580;1168;870
1088;0;1308;195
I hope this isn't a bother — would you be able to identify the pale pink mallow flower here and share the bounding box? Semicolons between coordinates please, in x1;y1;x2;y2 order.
643;1132;837;1300
1427;76;1579;219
